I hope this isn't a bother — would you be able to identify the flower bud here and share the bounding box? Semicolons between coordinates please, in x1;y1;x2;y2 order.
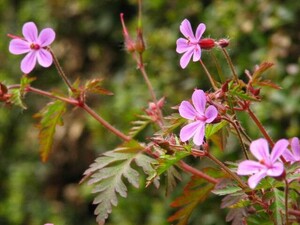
135;28;145;53
216;38;230;48
199;38;215;50
120;13;135;53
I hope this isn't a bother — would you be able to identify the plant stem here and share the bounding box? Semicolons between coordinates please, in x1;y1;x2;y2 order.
247;107;274;147
81;103;131;142
205;152;248;189
284;178;289;224
221;48;239;84
48;48;75;93
199;59;218;91
179;161;218;184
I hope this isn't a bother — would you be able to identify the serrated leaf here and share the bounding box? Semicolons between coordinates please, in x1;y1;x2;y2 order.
270;188;285;225
34;100;66;162
129;115;151;137
84;140;158;225
251;62;274;81
85;78;113;95
205;120;228;139
168;175;215;225
10;89;27;109
228;82;258;101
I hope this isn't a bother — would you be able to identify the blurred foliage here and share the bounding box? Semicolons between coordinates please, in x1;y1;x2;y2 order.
0;0;299;224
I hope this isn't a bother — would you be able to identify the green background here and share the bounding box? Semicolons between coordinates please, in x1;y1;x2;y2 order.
0;0;299;224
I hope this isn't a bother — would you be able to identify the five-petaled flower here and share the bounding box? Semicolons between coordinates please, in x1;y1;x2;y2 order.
179;89;218;146
237;138;289;189
9;21;55;74
283;137;300;164
176;19;206;69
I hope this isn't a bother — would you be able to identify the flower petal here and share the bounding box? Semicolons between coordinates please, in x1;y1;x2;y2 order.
179;101;196;120
36;49;53;67
21;51;37;74
270;139;289;163
291;137;300;160
180;121;201;142
192;123;205;146
250;138;270;162
192;45;201;62
176;38;190;53
205;105;218;123
282;148;297;163
180;48;194;69
180;19;196;40
38;28;56;47
237;160;266;175
248;170;267;189
192;89;206;114
267;161;284;177
9;39;30;55
195;23;206;41
22;22;38;42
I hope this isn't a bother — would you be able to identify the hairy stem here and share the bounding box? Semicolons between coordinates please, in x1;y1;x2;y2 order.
179;161;218;184
199;59;218;91
221;48;239;84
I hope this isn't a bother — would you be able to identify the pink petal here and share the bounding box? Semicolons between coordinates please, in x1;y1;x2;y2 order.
204;105;218;123
192;45;201;62
180;48;194;69
192;123;205;146
270;139;289;162
192;89;206;113
179;101;196;120
267;161;284;177
180;19;196;40
237;160;266;175
22;22;38;42
291;137;300;159
250;138;270;163
248;170;267;189
176;38;190;54
180;121;201;142
21;51;37;74
38;28;55;47
282;149;297;163
9;39;30;55
195;23;206;41
36;49;53;67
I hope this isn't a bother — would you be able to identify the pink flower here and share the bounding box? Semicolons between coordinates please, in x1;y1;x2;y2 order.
9;22;55;74
237;138;289;189
176;19;206;69
282;137;300;164
179;89;218;146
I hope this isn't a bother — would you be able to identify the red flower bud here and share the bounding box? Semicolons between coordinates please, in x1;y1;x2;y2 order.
135;28;145;53
199;38;215;50
216;38;230;48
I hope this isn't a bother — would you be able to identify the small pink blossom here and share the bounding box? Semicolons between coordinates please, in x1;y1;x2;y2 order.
237;138;289;189
282;137;300;164
179;89;218;146
176;19;206;69
9;22;55;74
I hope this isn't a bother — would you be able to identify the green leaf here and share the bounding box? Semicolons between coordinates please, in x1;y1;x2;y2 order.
168;175;215;225
205;120;228;139
129;115;152;137
84;140;158;225
10;89;27;109
228;80;258;101
34;100;66;162
270;188;285;225
84;78;113;95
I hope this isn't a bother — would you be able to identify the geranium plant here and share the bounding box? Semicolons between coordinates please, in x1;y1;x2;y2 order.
1;1;299;225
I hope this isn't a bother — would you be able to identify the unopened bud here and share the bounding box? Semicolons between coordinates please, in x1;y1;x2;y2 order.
120;13;135;53
135;28;145;53
199;38;215;50
216;38;230;48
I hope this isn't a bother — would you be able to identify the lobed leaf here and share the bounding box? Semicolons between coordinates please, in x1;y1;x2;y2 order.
128;115;152;137
34;100;66;162
84;140;158;225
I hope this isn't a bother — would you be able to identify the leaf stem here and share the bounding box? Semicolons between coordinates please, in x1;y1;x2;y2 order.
246;107;274;148
179;161;218;184
199;59;218;91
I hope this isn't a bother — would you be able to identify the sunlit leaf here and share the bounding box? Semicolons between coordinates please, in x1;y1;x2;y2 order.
34;100;66;162
84;140;158;225
85;78;113;95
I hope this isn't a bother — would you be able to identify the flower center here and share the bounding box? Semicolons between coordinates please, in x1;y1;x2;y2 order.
195;113;206;122
30;43;40;50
